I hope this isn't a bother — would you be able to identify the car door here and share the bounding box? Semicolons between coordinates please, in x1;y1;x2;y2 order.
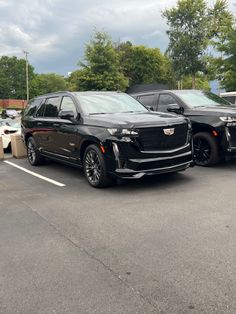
38;96;62;154
52;96;80;161
157;93;181;113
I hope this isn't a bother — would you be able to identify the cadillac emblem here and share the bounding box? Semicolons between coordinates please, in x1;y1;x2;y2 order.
163;128;175;136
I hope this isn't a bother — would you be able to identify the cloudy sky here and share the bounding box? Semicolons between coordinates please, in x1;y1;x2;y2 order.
0;0;236;75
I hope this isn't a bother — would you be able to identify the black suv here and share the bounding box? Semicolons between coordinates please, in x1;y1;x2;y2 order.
21;91;194;187
131;89;236;166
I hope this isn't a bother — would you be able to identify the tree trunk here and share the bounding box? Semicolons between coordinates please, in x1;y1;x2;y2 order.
192;74;196;89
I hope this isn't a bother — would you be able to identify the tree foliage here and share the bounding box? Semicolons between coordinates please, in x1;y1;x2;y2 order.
75;32;128;91
164;0;234;88
117;42;172;86
0;56;35;99
32;73;68;96
219;28;236;91
182;74;211;90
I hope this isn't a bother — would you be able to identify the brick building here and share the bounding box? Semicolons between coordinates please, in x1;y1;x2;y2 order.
0;99;27;109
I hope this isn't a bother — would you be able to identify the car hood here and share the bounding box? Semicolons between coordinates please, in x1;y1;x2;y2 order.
189;106;236;117
83;112;187;128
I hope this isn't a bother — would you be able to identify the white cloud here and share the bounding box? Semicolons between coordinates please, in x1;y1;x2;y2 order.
0;0;235;74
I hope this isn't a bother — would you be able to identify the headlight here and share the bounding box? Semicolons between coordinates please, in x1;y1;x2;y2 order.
219;117;236;122
107;128;138;136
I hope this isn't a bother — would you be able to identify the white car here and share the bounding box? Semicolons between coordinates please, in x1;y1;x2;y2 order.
0;119;21;150
220;92;236;105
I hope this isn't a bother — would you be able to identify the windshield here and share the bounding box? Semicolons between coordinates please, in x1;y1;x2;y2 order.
175;90;231;108
75;93;148;114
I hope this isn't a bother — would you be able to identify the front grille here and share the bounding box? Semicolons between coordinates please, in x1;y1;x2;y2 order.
137;124;188;151
228;127;236;147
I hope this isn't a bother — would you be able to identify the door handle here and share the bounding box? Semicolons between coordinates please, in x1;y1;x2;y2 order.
53;123;60;127
37;122;43;126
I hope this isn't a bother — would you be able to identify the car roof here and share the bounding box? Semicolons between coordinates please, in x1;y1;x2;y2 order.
130;89;206;96
33;91;124;99
220;91;236;96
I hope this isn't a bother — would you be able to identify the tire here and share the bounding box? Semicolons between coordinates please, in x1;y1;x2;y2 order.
83;144;114;188
26;137;44;166
193;132;220;166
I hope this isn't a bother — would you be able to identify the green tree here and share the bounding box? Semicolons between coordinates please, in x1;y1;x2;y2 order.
117;42;172;86
208;0;234;52
32;73;68;96
0;56;35;99
164;0;209;89
67;70;83;91
163;0;234;89
75;31;128;91
219;28;236;91
182;74;211;90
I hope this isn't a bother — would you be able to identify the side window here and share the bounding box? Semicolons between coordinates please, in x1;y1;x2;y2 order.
24;98;42;116
158;94;178;112
138;94;155;109
60;97;77;117
44;97;61;118
35;101;46;117
222;96;236;105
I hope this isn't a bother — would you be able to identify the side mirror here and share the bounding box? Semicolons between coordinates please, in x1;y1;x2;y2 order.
58;110;75;120
167;104;184;115
147;106;154;111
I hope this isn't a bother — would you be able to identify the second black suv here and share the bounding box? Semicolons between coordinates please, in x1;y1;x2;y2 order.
131;89;236;166
22;91;194;187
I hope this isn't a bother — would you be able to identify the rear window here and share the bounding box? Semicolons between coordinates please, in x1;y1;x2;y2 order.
24;98;43;116
44;97;61;117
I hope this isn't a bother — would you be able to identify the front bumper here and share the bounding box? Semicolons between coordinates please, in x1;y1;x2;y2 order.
109;141;194;179
115;161;194;179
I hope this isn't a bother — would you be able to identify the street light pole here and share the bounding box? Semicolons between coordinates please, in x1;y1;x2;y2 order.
23;51;29;103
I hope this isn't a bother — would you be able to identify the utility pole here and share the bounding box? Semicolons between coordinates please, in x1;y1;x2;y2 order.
23;51;29;102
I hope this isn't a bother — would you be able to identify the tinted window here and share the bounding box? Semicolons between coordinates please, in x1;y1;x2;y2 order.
24;98;42;116
35;102;46;117
44;97;61;117
222;96;236;105
60;97;77;116
138;94;155;108
158;94;177;112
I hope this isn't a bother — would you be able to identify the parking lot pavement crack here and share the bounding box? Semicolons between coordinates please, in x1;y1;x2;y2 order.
22;201;161;314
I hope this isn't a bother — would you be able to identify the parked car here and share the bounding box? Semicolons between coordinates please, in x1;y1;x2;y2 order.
1;109;19;119
21;91;194;187
220;91;236;105
0;118;21;150
131;89;236;166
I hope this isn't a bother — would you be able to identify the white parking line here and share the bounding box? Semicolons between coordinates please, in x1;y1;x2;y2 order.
4;160;66;187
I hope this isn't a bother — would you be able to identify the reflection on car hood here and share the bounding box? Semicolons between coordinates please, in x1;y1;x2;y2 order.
83;112;188;128
189;106;236;117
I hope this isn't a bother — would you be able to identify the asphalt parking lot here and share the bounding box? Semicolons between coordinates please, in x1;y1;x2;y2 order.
1;157;236;314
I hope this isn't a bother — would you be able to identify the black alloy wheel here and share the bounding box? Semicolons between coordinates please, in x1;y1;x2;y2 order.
27;137;44;166
193;132;219;166
83;144;114;188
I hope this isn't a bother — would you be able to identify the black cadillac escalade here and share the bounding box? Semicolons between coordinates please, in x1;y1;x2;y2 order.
21;91;194;187
131;89;236;166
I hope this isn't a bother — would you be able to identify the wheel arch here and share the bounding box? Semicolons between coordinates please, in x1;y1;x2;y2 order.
80;138;100;163
24;132;33;144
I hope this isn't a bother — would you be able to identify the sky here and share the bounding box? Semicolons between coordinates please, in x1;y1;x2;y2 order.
0;0;236;76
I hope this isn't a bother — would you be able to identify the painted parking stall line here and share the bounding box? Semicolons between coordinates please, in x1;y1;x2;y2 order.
4;160;66;187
